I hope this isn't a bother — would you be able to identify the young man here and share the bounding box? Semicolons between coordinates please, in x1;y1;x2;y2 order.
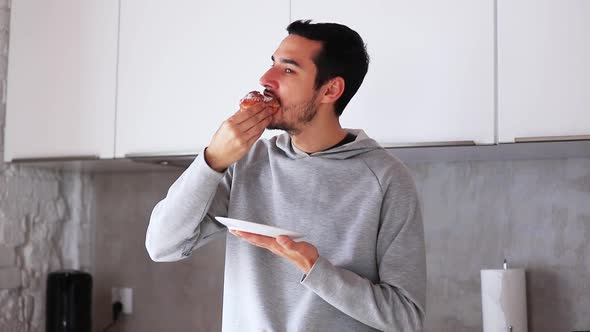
146;20;426;331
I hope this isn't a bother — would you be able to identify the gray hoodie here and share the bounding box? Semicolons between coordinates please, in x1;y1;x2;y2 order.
146;129;426;331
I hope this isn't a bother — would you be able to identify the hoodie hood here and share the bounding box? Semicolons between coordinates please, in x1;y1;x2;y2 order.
274;129;383;160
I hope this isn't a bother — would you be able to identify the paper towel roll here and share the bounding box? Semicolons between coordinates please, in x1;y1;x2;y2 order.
481;268;527;332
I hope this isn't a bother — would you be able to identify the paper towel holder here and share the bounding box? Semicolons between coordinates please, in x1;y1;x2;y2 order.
504;259;514;332
481;260;527;332
507;283;513;332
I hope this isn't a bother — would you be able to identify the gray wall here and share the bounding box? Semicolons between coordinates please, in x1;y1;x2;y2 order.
411;158;590;331
92;171;224;332
92;157;590;332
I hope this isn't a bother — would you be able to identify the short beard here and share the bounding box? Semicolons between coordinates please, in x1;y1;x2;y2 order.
267;94;319;135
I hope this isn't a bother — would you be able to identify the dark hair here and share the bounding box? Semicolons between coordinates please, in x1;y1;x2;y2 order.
286;20;370;117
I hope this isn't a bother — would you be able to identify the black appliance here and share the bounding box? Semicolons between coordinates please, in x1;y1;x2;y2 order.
46;270;92;332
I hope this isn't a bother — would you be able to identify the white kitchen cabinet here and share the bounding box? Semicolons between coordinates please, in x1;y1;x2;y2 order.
291;0;496;145
498;0;590;143
116;0;290;158
4;0;119;161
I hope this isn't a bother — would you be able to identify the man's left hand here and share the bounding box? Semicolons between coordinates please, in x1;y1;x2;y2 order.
229;230;319;274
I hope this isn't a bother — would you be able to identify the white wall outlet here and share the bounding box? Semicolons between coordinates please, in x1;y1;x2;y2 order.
111;287;133;314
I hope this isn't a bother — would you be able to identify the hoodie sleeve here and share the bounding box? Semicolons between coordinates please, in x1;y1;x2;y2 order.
145;152;231;262
300;166;426;331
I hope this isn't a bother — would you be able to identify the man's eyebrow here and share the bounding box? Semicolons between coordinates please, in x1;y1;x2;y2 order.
271;55;302;68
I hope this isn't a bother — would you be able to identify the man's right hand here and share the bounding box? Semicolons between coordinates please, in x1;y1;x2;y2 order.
204;103;276;172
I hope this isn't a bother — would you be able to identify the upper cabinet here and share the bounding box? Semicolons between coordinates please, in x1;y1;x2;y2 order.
4;0;119;161
292;0;496;145
5;0;588;165
115;0;290;158
498;0;590;143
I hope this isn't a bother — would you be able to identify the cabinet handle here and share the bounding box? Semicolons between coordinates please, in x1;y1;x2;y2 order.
515;135;590;143
124;152;200;159
125;152;198;168
11;155;100;162
382;141;476;148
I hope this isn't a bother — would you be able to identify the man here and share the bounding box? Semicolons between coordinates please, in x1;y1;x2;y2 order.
146;20;426;331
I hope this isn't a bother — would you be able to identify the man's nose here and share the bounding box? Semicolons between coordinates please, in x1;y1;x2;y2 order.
259;68;278;90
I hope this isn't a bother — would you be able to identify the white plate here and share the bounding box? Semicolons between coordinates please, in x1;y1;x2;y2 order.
215;217;304;239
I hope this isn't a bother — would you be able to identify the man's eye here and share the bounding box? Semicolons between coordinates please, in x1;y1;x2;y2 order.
285;68;294;74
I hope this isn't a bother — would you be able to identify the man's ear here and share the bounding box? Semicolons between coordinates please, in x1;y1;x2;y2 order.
320;77;345;104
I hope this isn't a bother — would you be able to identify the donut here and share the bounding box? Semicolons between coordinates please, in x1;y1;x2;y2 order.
239;91;280;109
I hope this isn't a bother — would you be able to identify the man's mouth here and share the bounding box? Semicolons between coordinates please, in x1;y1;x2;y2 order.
263;90;281;108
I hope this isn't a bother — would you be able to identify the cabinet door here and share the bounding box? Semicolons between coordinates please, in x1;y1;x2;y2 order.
116;0;290;158
498;0;590;142
5;0;118;161
291;0;496;145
